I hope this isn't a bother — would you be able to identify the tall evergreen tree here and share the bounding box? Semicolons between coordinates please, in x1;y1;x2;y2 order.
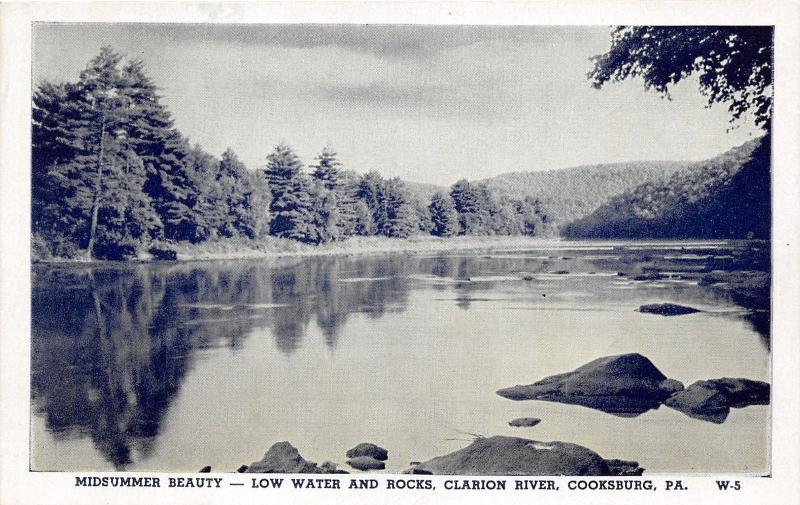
118;58;196;242
308;183;342;244
381;177;418;238
243;169;272;239
310;145;343;191
218;148;270;238
352;199;376;236
184;146;226;241
428;192;459;237
310;146;357;238
264;144;315;242
32;47;163;258
450;179;486;235
356;171;386;233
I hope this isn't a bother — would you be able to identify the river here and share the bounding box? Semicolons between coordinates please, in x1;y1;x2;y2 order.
30;240;770;474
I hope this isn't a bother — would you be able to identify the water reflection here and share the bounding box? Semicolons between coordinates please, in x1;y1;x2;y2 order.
31;243;770;469
31;257;415;468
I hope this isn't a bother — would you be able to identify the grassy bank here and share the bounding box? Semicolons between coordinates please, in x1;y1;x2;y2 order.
34;235;565;264
171;235;561;261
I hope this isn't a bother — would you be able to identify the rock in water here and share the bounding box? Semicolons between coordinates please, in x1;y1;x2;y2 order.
605;459;645;476
497;353;684;416
347;456;386;471
246;442;339;473
664;378;770;423
198;466;211;473
637;303;701;316
408;436;636;476
346;442;388;461
319;461;349;474
509;417;541;427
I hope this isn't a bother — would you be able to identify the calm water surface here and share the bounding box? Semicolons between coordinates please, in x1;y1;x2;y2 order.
31;240;770;474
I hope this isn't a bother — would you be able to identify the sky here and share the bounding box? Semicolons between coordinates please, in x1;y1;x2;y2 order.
32;24;763;186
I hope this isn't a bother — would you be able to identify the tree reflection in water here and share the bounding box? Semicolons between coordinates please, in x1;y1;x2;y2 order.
30;247;769;469
31;256;414;469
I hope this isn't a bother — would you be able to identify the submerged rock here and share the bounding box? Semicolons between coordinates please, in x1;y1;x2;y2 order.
408;436;638;476
664;378;770;423
346;442;388;461
509;417;541;427
497;353;683;416
347;456;386;471
633;272;665;281
637;303;701;316
246;442;341;474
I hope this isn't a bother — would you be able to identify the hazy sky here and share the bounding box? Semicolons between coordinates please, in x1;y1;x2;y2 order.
33;24;762;185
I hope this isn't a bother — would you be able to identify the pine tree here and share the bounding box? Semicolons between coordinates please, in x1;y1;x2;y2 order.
309;183;342;244
415;199;434;234
184;146;226;241
310;145;342;191
352;199;376;236
32;82;86;256
243;169;271;239
264;144;315;242
357;171;386;234
381;177;418;238
218;148;269;239
311;146;356;238
117;56;195;242
32;47;163;259
428;192;459;237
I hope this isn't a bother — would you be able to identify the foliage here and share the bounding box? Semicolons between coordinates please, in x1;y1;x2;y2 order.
562;136;770;239
589;26;773;129
32;47;164;259
264;144;316;242
480;161;690;228
428;192;459;237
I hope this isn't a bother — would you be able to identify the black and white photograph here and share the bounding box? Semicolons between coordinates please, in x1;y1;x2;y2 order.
1;2;799;505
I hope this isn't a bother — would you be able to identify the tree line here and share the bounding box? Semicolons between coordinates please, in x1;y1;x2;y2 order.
561;136;770;240
32;47;550;260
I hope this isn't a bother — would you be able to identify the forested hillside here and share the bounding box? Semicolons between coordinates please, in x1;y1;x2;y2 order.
480;161;690;226
561;136;770;239
32;47;551;261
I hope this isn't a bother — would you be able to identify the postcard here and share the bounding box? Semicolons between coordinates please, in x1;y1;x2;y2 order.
1;2;798;504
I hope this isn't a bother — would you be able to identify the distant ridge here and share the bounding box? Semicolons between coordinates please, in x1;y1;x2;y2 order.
561;136;770;240
479;160;691;226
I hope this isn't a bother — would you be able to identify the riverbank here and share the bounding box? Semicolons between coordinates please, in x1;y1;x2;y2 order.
35;235;566;264
33;235;753;264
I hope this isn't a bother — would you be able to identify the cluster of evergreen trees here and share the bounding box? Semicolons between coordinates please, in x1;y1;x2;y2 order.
32;47;549;260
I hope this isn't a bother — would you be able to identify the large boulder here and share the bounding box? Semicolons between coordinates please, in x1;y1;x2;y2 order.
346;456;386;471
664;378;770;423
246;442;344;473
408;436;638;476
346;442;388;461
497;353;683;416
